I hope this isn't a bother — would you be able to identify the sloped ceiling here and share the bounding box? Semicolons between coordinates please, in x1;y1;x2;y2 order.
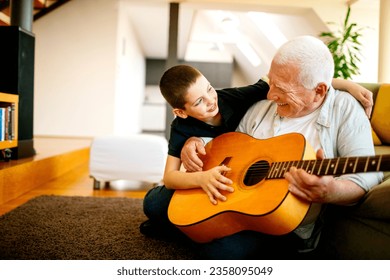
1;0;377;83
0;0;69;26
124;0;374;83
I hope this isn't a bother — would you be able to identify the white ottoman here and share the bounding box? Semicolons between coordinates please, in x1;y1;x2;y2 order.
89;134;168;189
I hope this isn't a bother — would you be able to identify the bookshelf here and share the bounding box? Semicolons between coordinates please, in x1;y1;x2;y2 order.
0;92;18;159
0;26;35;159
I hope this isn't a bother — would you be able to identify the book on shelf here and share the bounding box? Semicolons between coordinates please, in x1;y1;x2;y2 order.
0;102;16;142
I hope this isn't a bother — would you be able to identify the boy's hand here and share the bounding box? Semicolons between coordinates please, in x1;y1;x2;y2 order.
200;165;234;205
181;137;206;172
359;87;374;117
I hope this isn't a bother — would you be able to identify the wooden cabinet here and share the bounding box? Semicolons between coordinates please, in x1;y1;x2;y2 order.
0;92;18;158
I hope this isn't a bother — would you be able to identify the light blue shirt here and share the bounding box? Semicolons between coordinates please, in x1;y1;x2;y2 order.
237;86;383;192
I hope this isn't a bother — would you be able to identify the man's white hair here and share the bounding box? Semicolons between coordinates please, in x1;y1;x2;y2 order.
273;35;334;89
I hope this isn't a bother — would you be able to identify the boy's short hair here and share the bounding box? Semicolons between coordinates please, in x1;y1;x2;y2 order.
159;64;202;109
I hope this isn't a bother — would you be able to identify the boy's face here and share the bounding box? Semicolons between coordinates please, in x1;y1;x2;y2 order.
173;75;219;123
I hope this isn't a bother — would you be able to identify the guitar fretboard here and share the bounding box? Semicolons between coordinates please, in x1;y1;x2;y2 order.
267;155;389;179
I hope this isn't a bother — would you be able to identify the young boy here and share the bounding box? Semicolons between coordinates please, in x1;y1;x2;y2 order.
141;64;373;238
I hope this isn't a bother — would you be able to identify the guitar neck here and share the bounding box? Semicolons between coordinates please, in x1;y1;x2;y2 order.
267;154;390;179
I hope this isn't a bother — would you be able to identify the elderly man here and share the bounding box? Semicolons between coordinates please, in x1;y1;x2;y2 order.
181;35;383;259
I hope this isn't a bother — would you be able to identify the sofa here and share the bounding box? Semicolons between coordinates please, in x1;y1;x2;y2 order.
315;83;390;259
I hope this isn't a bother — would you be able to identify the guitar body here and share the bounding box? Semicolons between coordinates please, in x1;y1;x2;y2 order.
168;132;315;243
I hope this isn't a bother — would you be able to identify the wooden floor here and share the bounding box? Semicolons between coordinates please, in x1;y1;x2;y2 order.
0;137;148;216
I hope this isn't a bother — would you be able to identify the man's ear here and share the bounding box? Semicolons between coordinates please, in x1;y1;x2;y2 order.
173;108;188;119
314;83;328;100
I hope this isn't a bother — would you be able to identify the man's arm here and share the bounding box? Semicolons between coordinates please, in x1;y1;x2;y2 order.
285;149;366;205
285;91;382;205
180;137;206;172
286;167;366;205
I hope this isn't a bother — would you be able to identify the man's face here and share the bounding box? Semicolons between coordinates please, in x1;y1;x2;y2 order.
267;61;320;118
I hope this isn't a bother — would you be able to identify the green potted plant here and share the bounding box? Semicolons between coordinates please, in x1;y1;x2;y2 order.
319;6;364;79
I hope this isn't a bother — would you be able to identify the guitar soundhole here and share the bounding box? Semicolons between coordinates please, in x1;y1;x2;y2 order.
244;160;270;186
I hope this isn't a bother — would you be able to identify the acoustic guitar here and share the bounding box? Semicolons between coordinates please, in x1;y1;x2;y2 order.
167;132;388;243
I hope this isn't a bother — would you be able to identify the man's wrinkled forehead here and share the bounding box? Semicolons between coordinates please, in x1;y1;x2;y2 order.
268;60;299;84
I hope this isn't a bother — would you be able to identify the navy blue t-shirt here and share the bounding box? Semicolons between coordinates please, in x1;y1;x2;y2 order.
168;79;269;158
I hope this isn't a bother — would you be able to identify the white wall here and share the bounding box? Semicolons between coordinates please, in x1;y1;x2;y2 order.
34;0;145;137
114;0;145;136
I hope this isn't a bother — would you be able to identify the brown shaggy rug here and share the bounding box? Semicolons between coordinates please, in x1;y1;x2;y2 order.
0;195;197;260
